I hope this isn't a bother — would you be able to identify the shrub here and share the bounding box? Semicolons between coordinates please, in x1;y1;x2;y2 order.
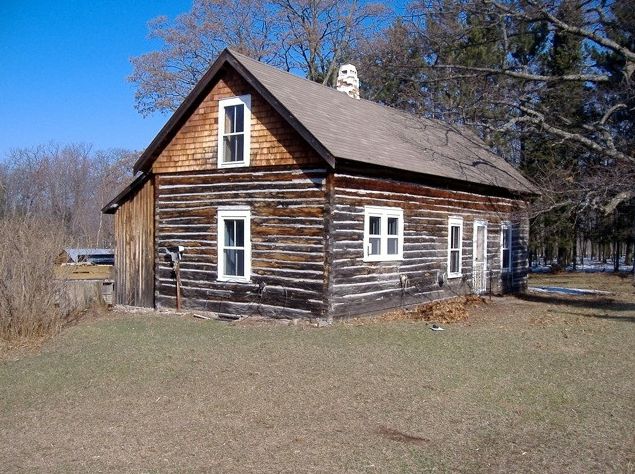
0;216;74;340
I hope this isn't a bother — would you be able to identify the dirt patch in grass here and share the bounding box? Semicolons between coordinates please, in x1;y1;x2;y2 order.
378;426;430;446
0;273;633;472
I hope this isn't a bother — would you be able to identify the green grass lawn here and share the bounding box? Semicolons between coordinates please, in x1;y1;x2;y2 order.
0;273;633;472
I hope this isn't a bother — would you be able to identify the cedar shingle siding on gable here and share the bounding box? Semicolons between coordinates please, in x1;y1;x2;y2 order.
153;69;321;174
104;49;534;319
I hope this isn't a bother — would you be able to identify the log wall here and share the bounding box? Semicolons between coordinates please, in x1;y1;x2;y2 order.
152;68;320;174
328;171;529;318
154;166;327;319
114;178;155;307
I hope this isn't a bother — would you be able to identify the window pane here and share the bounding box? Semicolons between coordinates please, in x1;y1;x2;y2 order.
503;227;510;249
224;219;244;247
387;237;398;255
224;220;236;247
387;217;398;235
450;225;460;249
234;220;244;247
224;104;245;133
223;136;233;162
234;134;244;162
224;249;237;276
224;105;235;133
476;226;485;261
503;249;510;269
369;216;381;235
369;237;381;255
450;249;460;273
236;249;244;276
223;135;244;162
224;249;245;277
234;104;244;133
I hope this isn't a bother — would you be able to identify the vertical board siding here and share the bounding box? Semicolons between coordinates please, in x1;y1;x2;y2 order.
329;172;529;318
114;178;155;307
154;167;327;319
152;68;320;174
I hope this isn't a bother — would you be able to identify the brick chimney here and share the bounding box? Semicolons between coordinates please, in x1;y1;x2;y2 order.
336;64;360;99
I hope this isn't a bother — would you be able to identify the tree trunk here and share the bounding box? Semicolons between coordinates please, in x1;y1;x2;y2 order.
613;240;620;272
572;225;578;271
625;241;633;266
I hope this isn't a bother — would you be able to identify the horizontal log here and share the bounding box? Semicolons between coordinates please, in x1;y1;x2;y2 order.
158;168;327;184
252;259;323;271
156;270;324;294
157;282;324;312
156;294;315;318
159;180;325;196
334;173;519;205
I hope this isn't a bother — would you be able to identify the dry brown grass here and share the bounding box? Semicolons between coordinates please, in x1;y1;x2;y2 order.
0;273;633;472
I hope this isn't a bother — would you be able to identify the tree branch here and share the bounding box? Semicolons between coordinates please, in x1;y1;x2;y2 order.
431;63;609;82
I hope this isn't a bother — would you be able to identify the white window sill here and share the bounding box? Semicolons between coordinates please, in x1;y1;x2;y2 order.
447;273;463;279
217;277;251;283
363;256;403;263
218;161;248;169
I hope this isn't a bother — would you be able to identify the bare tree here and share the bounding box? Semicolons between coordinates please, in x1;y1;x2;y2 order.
129;0;389;115
0;144;136;246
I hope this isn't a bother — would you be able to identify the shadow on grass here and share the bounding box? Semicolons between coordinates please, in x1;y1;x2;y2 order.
516;292;635;321
555;310;635;323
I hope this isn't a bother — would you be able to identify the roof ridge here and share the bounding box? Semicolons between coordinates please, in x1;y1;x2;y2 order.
228;50;491;144
227;48;438;125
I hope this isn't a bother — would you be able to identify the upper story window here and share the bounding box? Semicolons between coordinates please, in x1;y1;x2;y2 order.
217;207;251;282
363;206;403;261
501;222;512;272
218;95;251;168
448;216;463;277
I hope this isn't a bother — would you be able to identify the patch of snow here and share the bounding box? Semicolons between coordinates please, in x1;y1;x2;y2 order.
530;257;633;274
529;286;613;296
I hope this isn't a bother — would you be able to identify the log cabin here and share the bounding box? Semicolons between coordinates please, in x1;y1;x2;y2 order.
103;48;538;319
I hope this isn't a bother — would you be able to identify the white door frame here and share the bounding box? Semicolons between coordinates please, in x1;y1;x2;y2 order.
472;220;488;294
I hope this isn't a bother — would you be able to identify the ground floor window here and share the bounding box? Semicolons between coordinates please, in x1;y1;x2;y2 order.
363;206;403;261
448;216;463;277
501;222;512;272
217;207;251;282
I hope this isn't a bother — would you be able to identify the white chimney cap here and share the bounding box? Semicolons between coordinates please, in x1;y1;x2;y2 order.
338;64;357;76
336;64;360;100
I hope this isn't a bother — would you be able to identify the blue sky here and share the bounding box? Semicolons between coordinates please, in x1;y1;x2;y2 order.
0;0;191;158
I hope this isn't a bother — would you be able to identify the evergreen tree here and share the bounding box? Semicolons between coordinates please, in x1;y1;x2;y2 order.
523;0;586;265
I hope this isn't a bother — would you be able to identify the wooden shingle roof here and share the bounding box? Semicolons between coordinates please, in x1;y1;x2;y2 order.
132;48;537;195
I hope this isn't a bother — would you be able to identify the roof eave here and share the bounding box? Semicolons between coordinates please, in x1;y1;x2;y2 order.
101;173;150;214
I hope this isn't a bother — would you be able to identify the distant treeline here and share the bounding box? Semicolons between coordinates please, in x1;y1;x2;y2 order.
0;143;136;247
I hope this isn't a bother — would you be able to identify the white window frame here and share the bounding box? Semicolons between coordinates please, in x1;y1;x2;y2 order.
217;207;251;282
363;206;404;262
217;95;251;168
501;222;512;273
447;216;464;278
